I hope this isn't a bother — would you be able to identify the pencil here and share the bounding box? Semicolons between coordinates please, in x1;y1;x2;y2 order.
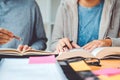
13;35;21;41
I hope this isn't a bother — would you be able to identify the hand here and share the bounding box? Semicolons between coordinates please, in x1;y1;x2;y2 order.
55;38;80;53
17;45;33;52
0;28;14;44
83;39;112;51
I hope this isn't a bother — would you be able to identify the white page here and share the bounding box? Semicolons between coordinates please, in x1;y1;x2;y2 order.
91;47;105;56
0;58;67;80
69;48;86;52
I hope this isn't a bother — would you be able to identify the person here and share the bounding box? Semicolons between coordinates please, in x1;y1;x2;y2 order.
0;0;47;51
0;28;14;44
51;0;120;52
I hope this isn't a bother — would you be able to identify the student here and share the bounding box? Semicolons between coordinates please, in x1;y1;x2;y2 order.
0;0;47;51
51;0;120;52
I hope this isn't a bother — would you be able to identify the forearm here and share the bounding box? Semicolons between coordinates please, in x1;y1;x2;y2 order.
31;40;47;50
111;38;120;47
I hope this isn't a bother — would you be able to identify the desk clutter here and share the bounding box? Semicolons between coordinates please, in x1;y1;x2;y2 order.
0;49;120;80
59;58;120;80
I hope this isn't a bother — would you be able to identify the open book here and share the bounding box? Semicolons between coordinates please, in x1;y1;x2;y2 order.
0;48;57;57
56;47;120;60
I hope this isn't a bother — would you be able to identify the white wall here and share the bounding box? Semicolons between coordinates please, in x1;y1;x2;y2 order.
35;0;60;50
36;0;60;23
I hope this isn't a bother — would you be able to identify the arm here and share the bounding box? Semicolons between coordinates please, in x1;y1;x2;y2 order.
31;1;47;50
50;2;65;51
111;37;120;47
50;1;80;52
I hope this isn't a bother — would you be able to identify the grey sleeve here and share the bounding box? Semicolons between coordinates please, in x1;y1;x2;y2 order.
111;38;120;46
50;3;65;51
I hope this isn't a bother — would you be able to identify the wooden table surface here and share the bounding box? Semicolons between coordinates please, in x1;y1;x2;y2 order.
90;59;120;71
89;59;120;80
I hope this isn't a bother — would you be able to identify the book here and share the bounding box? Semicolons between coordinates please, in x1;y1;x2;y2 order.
56;47;120;61
0;48;57;57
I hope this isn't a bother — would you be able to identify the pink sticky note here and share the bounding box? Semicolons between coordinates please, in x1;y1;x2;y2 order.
93;68;120;76
29;55;56;64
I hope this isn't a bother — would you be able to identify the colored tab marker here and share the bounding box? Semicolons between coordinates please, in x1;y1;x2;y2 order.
29;55;56;64
93;68;120;76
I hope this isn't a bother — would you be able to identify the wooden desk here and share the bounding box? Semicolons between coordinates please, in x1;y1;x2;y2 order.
90;59;120;71
89;59;120;80
60;59;120;80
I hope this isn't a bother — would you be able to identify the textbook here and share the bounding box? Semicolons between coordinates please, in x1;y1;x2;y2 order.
0;48;57;57
56;47;120;60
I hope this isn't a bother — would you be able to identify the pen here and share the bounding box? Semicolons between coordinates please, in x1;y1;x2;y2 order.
63;40;73;48
13;35;21;41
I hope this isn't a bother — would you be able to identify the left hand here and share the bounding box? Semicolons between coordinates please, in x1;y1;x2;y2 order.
83;39;112;51
17;45;33;52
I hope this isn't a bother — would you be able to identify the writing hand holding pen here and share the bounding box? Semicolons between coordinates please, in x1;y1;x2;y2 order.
0;28;21;45
55;38;80;53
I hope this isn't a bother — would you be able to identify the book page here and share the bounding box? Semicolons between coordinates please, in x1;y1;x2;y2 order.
56;48;94;61
23;50;57;55
94;47;120;59
91;47;105;57
0;48;57;56
0;48;20;55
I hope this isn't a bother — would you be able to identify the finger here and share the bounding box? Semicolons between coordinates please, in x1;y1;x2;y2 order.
88;44;98;52
63;39;72;49
0;33;12;40
84;43;95;51
63;47;69;52
72;42;80;48
54;50;59;54
17;45;24;51
83;42;92;50
59;46;64;52
0;28;14;37
0;41;8;45
0;38;11;44
22;45;29;51
59;41;66;47
27;47;32;50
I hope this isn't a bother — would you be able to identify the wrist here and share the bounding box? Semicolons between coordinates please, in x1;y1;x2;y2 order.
104;39;112;46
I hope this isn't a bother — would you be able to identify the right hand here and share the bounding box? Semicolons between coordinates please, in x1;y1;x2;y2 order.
55;38;80;53
0;28;14;44
17;45;33;53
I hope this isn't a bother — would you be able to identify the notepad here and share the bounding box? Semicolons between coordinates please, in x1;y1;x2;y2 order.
29;55;56;64
93;68;120;76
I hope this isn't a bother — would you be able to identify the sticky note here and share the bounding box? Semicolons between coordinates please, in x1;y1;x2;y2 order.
108;74;120;80
69;61;91;71
93;68;120;76
29;55;56;64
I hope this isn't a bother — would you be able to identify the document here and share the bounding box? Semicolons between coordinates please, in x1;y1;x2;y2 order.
0;58;68;80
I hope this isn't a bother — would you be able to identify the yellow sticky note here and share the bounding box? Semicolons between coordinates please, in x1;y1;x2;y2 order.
69;61;91;71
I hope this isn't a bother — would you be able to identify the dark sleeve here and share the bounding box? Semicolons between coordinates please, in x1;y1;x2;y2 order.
31;1;47;50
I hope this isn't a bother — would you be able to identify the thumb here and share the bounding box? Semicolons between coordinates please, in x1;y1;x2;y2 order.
72;42;80;48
